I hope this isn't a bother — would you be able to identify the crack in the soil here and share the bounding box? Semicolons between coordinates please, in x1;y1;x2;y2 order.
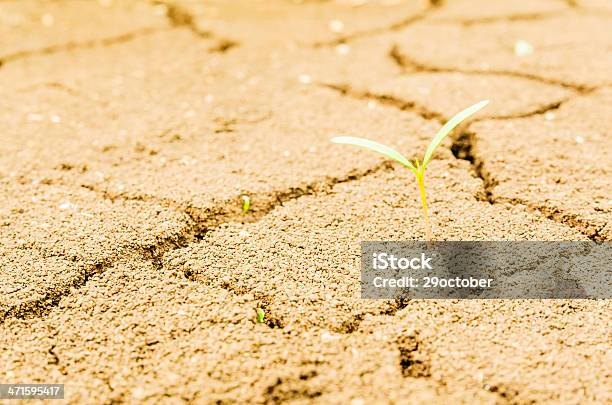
1;256;114;323
195;274;285;329
17;81;83;98
397;332;431;378
83;158;394;234
0;162;394;323
0;2;237;69
154;0;239;51
0;27;165;68
321;81;575;127
321;80;606;241
312;0;583;48
563;0;580;8
263;369;322;403
208;39;239;53
451;126;607;242
478;99;568;121
313;1;443;47
154;0;211;38
337;297;409;334
389;45;595;94
495;197;608;242
321;82;445;122
435;11;562;26
450;129;496;202
484;382;522;405
433;8;574;26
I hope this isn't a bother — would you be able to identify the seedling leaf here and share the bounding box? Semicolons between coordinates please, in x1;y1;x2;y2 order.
256;308;265;323
331;136;416;171
242;195;251;214
330;100;489;242
422;100;489;169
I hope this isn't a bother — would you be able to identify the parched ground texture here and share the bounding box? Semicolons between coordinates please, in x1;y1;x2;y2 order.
1;0;611;404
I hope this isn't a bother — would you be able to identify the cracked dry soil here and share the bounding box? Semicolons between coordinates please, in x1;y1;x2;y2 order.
0;0;610;404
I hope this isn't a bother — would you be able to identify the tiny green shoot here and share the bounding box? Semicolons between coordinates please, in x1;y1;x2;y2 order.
331;100;489;241
242;195;251;214
256;307;265;323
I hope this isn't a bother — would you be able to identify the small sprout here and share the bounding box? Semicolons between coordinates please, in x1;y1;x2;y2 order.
331;100;489;241
256;308;265;323
241;195;251;214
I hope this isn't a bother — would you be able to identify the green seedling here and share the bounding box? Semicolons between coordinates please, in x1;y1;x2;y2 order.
242;195;251;214
331;100;489;241
256;308;265;323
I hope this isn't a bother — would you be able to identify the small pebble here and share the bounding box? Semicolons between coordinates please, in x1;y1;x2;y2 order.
329;19;344;33
321;331;339;341
298;74;312;84
544;112;555;121
514;40;534;57
335;44;350;55
58;202;75;210
575;136;584;144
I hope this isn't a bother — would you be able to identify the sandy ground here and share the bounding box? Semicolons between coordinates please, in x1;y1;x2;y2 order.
1;0;611;404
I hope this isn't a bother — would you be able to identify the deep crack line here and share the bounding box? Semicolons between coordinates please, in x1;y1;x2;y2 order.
321;80;606;241
451;126;608;242
477;99;568;121
154;0;211;38
320;82;446;123
311;3;571;47
494;197;609;242
430;11;563;26
81;159;394;235
0;2;237;69
450;129;497;202
320;81;574;125
313;1;442;47
389;45;595;94
154;0;239;50
0;27;166;68
0;161;394;324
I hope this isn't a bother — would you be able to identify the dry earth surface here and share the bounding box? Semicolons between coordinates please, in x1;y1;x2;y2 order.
1;0;610;404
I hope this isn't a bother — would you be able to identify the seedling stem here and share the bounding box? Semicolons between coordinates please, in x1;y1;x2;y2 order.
256;308;265;323
331;100;489;241
416;171;432;243
242;195;251;214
